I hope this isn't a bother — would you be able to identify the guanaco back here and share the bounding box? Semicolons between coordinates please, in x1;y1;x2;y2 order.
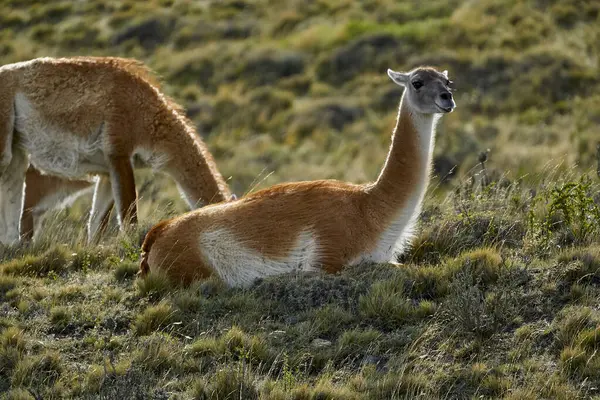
140;66;456;287
0;57;231;245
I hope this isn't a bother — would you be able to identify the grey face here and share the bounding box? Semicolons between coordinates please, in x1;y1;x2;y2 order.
387;67;456;114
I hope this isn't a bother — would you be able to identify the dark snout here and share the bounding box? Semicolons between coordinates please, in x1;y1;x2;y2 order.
436;91;455;113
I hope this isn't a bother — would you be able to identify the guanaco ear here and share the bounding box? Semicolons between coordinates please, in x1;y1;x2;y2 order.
442;70;448;78
387;69;409;86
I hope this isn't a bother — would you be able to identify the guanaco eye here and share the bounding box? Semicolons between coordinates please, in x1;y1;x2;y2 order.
412;80;423;90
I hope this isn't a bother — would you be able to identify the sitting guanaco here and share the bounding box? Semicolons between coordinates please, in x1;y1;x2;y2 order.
140;66;455;287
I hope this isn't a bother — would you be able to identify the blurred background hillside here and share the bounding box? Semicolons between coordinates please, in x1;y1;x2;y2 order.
1;0;599;199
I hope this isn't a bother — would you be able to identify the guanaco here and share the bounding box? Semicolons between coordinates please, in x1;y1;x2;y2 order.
140;66;456;287
0;57;231;245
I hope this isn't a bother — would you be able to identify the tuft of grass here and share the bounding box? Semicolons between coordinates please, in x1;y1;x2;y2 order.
367;371;429;398
359;276;435;328
442;268;522;337
1;246;70;277
49;306;72;332
0;275;18;300
113;261;140;281
54;284;85;302
5;388;35;400
574;327;600;351
336;328;382;362
135;270;174;300
0;327;27;383
555;246;600;286
188;326;271;365
311;304;356;337
82;358;131;394
560;345;588;375
552;306;598;348
1;327;27;353
70;248;111;271
133;302;179;336
133;336;178;373
450;247;504;286
191;366;259;400
11;351;63;388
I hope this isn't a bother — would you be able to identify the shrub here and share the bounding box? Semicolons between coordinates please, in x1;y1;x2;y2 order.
528;176;600;248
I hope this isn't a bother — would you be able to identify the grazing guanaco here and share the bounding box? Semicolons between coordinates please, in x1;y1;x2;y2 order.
140;66;456;287
0;57;231;245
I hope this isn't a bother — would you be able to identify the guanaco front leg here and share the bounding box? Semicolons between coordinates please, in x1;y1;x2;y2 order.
0;146;29;245
107;155;137;229
88;176;115;242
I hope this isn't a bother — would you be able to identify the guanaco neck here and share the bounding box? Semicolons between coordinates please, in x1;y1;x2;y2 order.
368;92;439;212
159;115;231;206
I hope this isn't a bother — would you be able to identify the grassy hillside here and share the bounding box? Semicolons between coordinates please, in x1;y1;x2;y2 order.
1;0;599;192
1;0;600;398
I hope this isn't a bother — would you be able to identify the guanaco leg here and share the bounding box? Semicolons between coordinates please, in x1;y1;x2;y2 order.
0;145;29;245
88;175;116;242
107;155;138;229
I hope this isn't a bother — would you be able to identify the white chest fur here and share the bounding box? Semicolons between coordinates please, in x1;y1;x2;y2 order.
14;93;107;178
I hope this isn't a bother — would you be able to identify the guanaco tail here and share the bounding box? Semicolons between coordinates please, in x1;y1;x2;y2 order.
140;66;456;287
0;57;231;245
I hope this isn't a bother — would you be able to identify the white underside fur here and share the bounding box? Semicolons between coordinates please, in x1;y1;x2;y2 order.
199;229;319;288
15;93;107;179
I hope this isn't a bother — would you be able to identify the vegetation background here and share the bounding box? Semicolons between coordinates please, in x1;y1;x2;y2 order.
1;0;600;398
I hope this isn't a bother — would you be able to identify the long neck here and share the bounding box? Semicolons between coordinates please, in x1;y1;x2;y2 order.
369;93;438;210
161;118;231;207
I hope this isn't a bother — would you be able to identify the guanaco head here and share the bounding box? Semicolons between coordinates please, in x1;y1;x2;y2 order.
387;67;455;114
